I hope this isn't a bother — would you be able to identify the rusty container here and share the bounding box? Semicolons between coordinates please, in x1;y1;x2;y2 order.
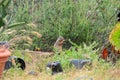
0;42;11;79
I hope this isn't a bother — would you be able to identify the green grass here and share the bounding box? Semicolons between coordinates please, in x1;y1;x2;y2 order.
0;0;120;50
1;0;120;80
3;42;120;80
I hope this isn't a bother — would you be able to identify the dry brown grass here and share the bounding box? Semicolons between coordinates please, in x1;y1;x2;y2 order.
3;67;120;80
2;56;120;80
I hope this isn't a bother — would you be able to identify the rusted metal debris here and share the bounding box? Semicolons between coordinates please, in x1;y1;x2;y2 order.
100;42;120;63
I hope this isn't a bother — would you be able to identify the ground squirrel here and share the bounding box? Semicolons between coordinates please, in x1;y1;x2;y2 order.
54;36;65;53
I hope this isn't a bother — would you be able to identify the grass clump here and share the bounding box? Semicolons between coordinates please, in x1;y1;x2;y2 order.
3;41;119;80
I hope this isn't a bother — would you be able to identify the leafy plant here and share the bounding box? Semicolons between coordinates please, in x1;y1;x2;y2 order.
0;0;25;33
109;22;120;50
46;41;99;71
0;0;43;50
1;0;120;50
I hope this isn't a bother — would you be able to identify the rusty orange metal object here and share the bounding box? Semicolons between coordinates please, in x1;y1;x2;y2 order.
101;48;108;60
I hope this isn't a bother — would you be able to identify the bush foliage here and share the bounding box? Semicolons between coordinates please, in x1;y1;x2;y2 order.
0;0;120;50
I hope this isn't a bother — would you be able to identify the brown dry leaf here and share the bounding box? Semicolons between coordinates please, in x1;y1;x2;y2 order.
31;31;42;38
27;23;37;28
20;29;27;32
5;29;16;34
10;36;33;45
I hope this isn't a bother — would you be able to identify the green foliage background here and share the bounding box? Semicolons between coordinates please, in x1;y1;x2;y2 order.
109;23;120;50
0;0;120;50
1;1;120;80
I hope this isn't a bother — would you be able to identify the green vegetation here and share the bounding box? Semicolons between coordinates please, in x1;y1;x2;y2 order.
0;0;25;32
1;0;120;80
109;22;120;50
0;0;119;50
3;42;120;80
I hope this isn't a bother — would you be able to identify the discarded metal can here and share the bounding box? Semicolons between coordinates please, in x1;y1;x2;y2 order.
4;56;26;70
4;60;12;70
46;61;63;75
70;59;92;69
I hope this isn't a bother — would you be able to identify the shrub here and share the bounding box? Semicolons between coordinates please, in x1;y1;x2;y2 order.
1;0;120;50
